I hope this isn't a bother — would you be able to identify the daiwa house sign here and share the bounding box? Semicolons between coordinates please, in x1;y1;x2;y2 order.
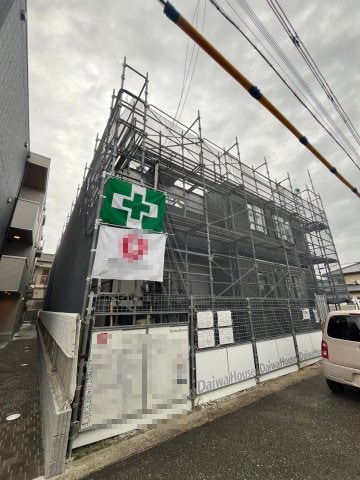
101;178;166;232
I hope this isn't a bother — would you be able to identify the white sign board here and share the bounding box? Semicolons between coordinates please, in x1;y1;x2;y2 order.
218;326;234;345
217;310;232;327
313;308;320;323
92;225;167;281
197;328;215;349
301;308;311;320
80;325;189;431
197;311;214;329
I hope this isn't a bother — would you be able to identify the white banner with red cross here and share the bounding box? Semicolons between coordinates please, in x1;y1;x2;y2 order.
91;225;167;281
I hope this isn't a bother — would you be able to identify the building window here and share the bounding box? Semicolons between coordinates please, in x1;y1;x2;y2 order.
247;203;267;234
258;271;275;297
285;275;304;299
273;215;294;243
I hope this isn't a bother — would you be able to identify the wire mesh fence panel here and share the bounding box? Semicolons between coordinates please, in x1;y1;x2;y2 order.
289;299;321;333
192;296;252;348
91;292;322;344
230;306;252;344
248;298;293;340
47;62;348;318
189;296;321;351
93;293;190;326
93;293;190;315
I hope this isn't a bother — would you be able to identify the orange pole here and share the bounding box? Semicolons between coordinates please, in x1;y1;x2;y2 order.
162;2;360;199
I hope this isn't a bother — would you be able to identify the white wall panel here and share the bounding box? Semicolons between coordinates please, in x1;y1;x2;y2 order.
195;343;256;403
257;336;298;381
195;378;256;405
196;348;228;394
276;336;297;366
296;331;322;366
227;343;256;379
310;331;322;354
296;332;321;362
39;311;80;358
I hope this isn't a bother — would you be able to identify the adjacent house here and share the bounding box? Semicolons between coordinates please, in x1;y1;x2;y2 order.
0;0;51;334
0;153;51;333
25;252;54;321
336;262;360;299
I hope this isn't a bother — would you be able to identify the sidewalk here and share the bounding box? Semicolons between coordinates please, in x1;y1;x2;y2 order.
0;324;44;480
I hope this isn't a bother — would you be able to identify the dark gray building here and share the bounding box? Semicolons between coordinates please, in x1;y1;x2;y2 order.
46;61;348;324
0;0;51;334
0;0;30;252
45;63;346;457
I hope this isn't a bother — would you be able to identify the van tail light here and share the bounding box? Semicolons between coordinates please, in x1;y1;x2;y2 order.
321;340;329;359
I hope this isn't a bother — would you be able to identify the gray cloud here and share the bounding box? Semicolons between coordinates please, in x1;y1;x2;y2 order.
28;0;360;267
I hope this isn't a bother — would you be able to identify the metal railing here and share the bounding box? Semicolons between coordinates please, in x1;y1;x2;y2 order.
91;293;321;347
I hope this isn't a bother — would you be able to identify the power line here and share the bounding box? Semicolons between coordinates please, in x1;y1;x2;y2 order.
159;1;360;199
268;0;360;150
173;0;206;125
222;0;346;145
177;0;206;121
209;0;360;173
172;0;200;123
231;0;360;171
162;0;206;145
268;1;360;163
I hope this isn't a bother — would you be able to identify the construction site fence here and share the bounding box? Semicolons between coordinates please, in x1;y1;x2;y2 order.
69;293;325;453
92;293;323;349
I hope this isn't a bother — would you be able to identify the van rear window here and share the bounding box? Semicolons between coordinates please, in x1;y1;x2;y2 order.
327;315;360;341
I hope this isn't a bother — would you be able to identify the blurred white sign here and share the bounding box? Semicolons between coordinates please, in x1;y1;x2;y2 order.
218;327;234;345
197;311;214;329
197;328;215;349
81;325;188;431
217;310;232;327
301;308;310;320
313;308;320;323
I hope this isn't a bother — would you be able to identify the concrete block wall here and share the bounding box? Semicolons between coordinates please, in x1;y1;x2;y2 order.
37;311;80;477
38;326;72;477
40;311;80;358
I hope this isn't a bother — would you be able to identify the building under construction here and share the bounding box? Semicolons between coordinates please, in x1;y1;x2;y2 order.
40;61;352;461
46;61;347;324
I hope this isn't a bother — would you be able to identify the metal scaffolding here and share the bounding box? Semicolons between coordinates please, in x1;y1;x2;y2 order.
45;60;351;454
46;60;348;323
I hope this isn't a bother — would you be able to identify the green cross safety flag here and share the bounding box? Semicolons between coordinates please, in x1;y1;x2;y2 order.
100;178;166;232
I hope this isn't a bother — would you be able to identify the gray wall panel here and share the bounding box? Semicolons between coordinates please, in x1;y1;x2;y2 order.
0;0;29;251
0;255;26;291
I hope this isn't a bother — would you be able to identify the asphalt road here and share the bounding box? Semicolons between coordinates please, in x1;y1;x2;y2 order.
83;374;360;480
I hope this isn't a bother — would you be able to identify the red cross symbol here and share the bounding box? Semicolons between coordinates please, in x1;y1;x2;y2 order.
120;233;148;262
97;332;112;345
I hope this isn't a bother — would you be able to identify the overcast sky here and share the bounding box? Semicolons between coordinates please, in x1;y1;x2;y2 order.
27;0;360;267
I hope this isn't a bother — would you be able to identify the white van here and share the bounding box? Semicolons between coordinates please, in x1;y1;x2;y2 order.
322;310;360;393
